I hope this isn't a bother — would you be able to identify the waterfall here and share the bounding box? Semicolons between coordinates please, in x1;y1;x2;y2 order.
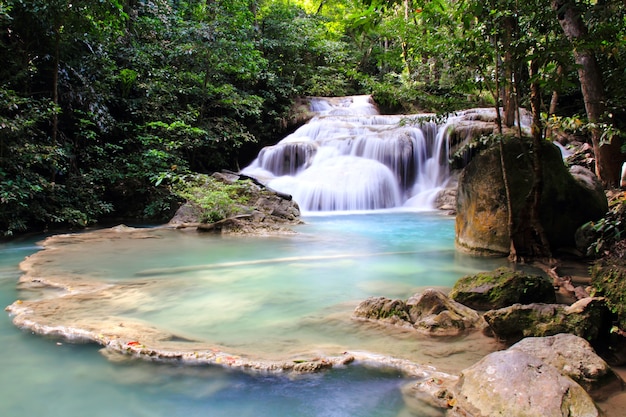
242;95;454;212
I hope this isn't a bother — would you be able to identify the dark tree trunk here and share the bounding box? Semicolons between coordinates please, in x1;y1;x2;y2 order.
508;61;552;260
52;25;60;145
501;16;517;128
552;0;622;187
527;59;552;258
492;36;503;134
499;136;517;262
548;65;564;116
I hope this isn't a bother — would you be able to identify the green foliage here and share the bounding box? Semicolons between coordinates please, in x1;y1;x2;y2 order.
258;2;357;97
172;175;252;223
545;114;624;147
584;193;626;256
449;133;503;169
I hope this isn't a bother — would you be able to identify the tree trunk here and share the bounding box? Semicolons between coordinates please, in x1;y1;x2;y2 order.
527;59;552;258
552;0;622;187
316;0;326;14
501;16;517;128
508;61;552;260
548;65;564;116
492;36;503;134
52;24;60;144
499;136;517;262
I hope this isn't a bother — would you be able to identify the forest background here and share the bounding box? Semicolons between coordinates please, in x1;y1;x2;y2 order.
1;0;625;237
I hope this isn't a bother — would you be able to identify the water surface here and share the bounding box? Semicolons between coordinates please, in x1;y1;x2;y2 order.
2;212;509;416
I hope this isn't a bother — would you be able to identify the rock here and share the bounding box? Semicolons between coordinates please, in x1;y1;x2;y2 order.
570;165;605;197
483;297;613;345
510;334;624;401
353;289;484;336
434;174;458;214
591;241;626;331
449;350;599;417
169;172;302;234
406;289;484;336
455;137;608;256
401;374;458;417
353;296;411;325
449;267;556;311
292;359;334;373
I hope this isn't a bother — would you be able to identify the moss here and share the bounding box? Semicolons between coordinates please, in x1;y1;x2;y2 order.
172;174;258;223
451;267;554;310
591;260;626;330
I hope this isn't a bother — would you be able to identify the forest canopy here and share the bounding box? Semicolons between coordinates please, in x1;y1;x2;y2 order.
1;0;625;235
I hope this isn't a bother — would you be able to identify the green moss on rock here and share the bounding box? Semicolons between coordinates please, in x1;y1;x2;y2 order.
591;259;626;330
483;298;613;345
450;267;555;311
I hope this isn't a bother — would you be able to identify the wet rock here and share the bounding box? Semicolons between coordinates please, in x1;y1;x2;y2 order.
401;373;458;417
449;267;556;311
353;296;411;325
406;289;485;336
353;289;484;336
483;297;613;344
292;359;334;373
449;349;599;417
434;174;458;215
510;334;624;401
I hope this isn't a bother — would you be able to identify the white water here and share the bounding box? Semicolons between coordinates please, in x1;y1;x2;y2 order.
242;95;453;211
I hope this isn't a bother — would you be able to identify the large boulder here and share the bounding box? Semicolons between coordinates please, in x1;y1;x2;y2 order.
449;267;556;310
402;334;623;416
449;349;599;417
483;297;613;344
510;334;624;401
455;137;608;256
353;289;484;336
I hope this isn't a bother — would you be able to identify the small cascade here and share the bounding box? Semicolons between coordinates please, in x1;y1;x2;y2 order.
242;95;454;212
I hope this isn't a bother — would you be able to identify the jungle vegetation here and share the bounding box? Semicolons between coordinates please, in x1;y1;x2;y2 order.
1;0;625;236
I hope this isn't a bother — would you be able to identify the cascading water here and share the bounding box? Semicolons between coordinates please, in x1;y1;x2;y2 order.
242;95;454;211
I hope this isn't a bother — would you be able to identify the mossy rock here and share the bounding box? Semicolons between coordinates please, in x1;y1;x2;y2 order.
483;297;613;345
353;289;485;336
169;172;301;233
353;296;411;324
591;258;626;330
449;267;556;311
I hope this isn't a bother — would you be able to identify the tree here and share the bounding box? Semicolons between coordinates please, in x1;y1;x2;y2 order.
552;0;623;187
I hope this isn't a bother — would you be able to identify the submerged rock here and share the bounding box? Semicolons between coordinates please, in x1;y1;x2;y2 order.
449;267;556;311
483;297;613;344
353;289;484;336
449;349;599;417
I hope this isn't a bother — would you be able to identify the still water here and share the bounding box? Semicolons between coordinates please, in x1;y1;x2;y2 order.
1;212;507;417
